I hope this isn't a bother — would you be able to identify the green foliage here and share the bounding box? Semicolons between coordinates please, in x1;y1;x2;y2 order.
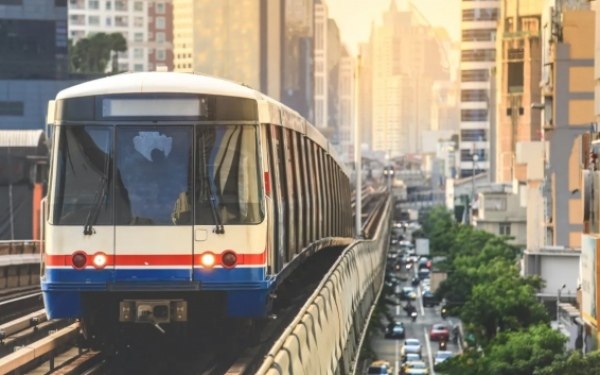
69;32;128;74
438;325;566;375
482;324;566;375
534;351;600;375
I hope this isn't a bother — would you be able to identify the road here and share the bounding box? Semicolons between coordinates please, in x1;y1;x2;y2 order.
371;246;461;374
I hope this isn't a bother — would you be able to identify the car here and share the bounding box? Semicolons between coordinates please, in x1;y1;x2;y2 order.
401;338;422;357
411;277;420;286
385;321;406;339
366;360;392;374
417;268;430;280
434;350;454;366
400;286;417;301
422;290;437;307
418;257;431;269
402;353;421;363
402;360;429;374
429;323;450;341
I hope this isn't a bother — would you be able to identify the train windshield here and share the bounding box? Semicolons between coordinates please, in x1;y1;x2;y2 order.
52;125;263;226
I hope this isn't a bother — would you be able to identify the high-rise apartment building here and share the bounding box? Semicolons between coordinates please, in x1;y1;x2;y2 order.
459;0;499;178
336;46;354;162
173;0;282;99
68;0;174;72
313;0;328;128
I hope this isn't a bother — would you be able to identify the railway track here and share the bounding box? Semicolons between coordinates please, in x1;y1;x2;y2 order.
0;194;389;375
0;289;43;325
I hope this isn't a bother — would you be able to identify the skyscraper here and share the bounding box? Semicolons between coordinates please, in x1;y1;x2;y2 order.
173;0;282;99
459;0;499;177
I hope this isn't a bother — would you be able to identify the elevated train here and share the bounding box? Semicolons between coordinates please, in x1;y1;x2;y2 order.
42;72;353;342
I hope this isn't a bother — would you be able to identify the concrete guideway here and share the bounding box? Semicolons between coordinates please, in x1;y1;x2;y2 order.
255;197;392;374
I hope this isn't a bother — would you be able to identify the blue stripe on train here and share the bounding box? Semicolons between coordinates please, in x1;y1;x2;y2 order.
42;267;274;318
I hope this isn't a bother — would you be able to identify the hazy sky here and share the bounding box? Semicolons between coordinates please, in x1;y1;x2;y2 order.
327;0;461;54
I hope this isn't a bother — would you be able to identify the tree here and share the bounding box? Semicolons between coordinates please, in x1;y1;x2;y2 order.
534;351;600;375
437;324;566;375
69;32;127;74
461;270;549;343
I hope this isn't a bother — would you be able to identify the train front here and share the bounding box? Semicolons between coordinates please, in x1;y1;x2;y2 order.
42;76;271;339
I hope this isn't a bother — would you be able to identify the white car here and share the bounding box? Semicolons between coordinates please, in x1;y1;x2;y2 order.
401;338;422;357
434;350;454;366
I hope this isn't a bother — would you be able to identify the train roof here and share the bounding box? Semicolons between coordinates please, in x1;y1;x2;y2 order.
54;72;350;176
55;71;260;100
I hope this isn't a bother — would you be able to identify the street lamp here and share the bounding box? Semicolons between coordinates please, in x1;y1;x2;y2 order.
470;153;479;224
557;284;566;326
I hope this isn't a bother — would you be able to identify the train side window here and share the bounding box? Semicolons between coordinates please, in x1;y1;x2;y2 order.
282;128;296;259
269;125;287;267
290;130;304;252
304;136;315;243
312;143;322;239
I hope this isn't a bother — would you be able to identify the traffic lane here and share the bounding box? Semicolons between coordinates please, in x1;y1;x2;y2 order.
372;275;460;374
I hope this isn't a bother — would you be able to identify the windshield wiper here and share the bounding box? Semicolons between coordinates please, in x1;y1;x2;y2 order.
83;150;110;235
200;132;224;234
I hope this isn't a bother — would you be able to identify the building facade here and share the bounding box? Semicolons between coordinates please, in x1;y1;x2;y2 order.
0;0;82;130
495;0;543;183
313;0;327;128
459;0;499;177
173;0;282;99
68;0;174;72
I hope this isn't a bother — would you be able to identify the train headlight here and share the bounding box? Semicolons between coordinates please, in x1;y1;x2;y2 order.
71;251;87;269
92;252;108;269
200;253;215;268
221;251;237;268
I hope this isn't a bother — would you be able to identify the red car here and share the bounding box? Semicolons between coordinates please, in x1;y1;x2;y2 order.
429;323;450;341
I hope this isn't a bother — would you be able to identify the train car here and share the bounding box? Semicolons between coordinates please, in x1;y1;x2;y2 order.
42;72;353;343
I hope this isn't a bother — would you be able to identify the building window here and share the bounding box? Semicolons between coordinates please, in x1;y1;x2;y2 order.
156;49;165;61
106;0;111;10
461;109;488;122
461;89;488;102
156;2;165;13
0;101;24;116
134;32;144;42
88;0;99;9
134;16;144;27
106;17;112;26
499;222;511;236
134;63;144;72
88;15;100;25
133;1;142;11
461;69;489;82
155;16;165;29
461;49;496;62
115;0;127;11
115;16;128;27
133;48;143;59
156;32;165;43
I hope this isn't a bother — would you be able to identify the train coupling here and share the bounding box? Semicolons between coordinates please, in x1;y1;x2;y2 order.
119;299;188;323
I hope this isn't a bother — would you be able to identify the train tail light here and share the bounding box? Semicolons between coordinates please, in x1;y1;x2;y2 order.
200;252;215;268
72;252;87;269
221;251;237;268
92;252;107;269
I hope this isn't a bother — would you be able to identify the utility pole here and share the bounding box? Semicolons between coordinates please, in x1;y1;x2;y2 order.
354;54;362;237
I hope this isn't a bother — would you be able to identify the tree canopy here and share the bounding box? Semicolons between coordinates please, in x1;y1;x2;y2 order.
69;32;127;74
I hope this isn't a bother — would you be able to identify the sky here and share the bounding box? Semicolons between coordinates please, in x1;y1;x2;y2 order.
327;0;461;55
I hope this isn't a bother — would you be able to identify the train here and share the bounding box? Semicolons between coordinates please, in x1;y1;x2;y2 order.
41;72;354;343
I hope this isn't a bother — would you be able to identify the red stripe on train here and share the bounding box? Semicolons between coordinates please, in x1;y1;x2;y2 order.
45;251;266;267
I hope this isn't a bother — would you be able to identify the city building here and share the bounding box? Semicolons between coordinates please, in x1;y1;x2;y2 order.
68;0;174;72
472;183;526;248
336;46;354;163
281;0;314;121
367;1;447;157
459;0;499;177
0;0;81;130
523;0;593;348
313;0;328;128
173;0;282;99
495;0;543;183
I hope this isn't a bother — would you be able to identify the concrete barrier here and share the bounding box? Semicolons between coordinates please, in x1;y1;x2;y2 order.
256;198;391;375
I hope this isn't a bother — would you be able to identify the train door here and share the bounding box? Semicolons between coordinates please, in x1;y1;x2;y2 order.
113;125;194;282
